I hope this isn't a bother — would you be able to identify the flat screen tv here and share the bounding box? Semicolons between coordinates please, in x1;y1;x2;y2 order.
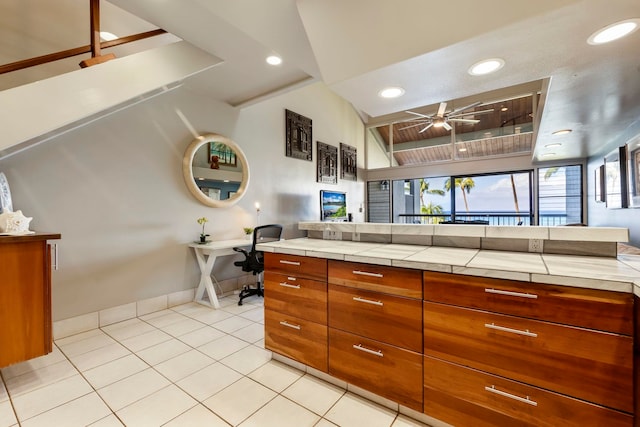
320;190;347;221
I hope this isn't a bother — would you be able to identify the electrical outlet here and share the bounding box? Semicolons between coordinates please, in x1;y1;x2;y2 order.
529;239;543;253
323;230;343;240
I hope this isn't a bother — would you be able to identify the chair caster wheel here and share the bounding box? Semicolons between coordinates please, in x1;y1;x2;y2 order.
238;300;243;306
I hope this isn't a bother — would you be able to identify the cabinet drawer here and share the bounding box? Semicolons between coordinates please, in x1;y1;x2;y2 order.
329;328;423;411
264;309;327;372
264;253;327;281
328;284;422;352
264;272;327;324
328;260;422;298
423;271;633;335
423;301;634;413
424;356;632;427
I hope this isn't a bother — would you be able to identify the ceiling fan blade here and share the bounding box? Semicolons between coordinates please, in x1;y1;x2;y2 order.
443;122;452;131
448;101;483;115
398;121;431;130
436;102;447;117
405;110;432;119
448;108;495;118
418;123;434;133
448;118;480;124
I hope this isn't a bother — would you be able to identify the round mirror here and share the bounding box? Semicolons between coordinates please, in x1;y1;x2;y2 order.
182;133;250;207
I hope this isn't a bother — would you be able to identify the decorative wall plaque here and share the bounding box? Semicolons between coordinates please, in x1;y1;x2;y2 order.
340;142;357;181
317;142;337;184
285;109;312;161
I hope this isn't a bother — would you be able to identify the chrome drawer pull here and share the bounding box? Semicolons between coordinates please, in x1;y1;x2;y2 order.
279;260;301;266
352;270;384;278
352;344;383;357
279;282;301;289
352;296;383;306
279;321;301;330
485;385;538;407
485;323;537;338
287;277;297;281
485;288;538;299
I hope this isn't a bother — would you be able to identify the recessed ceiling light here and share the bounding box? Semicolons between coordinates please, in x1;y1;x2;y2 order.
266;55;282;66
552;129;572;136
588;19;640;45
458;147;467;152
378;87;405;99
542;152;556;157
500;106;508;112
545;143;562;148
99;31;118;41
468;58;505;76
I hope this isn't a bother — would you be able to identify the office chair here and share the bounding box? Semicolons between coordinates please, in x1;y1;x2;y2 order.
233;224;283;306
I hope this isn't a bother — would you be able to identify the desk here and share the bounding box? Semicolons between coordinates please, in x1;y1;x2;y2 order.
189;239;250;308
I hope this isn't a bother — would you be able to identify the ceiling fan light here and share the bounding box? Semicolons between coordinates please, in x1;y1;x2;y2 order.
468;58;504;76
379;87;405;98
433;121;445;128
99;31;118;41
588;19;639;45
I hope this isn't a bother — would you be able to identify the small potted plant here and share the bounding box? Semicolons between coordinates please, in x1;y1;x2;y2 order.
197;217;209;243
243;227;254;240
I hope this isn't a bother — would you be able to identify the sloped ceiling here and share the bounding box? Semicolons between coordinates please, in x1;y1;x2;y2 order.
2;0;640;162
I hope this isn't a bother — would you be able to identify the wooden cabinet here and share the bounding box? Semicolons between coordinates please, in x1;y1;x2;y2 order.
327;260;423;410
0;234;60;368
423;272;635;425
424;356;632;427
329;328;423;411
263;253;328;371
423;271;634;335
328;284;422;352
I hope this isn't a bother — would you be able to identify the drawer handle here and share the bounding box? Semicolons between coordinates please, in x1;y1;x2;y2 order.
485;323;537;338
352;270;384;278
279;260;301;266
352;296;383;306
279;321;301;330
287;277;297;281
485;288;538;299
352;344;383;357
484;385;538;407
279;282;301;289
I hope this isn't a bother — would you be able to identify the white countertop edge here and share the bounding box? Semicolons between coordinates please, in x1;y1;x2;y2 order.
392;260;453;273
344;255;392;266
634;281;640;298
306;250;345;260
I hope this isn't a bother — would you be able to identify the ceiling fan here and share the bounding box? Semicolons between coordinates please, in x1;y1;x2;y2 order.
399;101;494;133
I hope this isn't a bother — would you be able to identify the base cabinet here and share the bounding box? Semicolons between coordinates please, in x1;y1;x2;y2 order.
424;356;633;427
0;235;59;368
329;328;423;411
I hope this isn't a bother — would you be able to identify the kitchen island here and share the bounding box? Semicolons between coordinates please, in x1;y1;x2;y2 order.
258;223;639;427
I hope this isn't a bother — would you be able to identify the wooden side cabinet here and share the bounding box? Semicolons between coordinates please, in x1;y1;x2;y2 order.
0;233;60;368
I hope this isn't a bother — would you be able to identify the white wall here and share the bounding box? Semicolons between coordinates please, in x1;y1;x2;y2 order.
0;81;364;321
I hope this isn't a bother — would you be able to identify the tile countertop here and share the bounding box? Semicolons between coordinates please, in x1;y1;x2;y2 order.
257;238;640;296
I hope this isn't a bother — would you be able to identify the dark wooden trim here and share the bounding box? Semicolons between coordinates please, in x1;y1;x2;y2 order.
89;0;101;58
0;29;167;75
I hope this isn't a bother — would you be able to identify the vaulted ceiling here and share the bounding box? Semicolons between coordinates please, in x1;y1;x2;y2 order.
2;0;640;163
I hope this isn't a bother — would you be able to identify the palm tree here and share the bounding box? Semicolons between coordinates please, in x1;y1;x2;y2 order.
444;177;475;213
421;201;444;224
418;178;445;207
510;174;521;223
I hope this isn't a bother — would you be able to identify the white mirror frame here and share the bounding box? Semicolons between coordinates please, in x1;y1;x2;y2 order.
182;133;250;208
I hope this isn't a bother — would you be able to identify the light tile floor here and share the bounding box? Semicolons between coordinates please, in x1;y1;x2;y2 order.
0;296;431;427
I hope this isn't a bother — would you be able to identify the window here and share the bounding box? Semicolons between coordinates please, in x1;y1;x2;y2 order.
538;165;583;225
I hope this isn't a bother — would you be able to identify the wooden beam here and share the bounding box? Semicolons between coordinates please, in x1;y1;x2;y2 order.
0;29;167;75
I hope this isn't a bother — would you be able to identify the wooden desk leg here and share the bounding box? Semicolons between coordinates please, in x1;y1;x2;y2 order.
193;249;221;309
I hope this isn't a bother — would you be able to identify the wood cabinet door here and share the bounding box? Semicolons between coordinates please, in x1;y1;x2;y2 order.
328;260;422;298
264;253;327;281
328;284;422;352
424;356;633;427
423;271;634;335
264;309;327;372
423;301;634;413
0;241;51;368
329;328;423;411
264;272;327;324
